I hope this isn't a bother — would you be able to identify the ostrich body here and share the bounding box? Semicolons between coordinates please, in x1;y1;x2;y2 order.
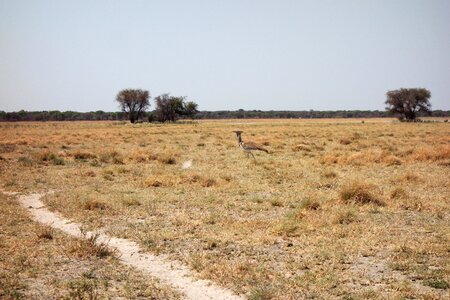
233;131;268;160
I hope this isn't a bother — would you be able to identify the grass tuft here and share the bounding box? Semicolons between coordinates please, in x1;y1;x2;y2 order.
423;279;449;290
332;208;358;224
339;181;384;205
73;150;97;160
37;226;54;240
82;199;109;211
298;198;321;210
390;187;408;199
158;153;177;164
65;230;116;259
249;285;274;300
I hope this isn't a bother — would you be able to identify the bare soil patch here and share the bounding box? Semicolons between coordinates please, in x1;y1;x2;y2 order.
18;192;243;300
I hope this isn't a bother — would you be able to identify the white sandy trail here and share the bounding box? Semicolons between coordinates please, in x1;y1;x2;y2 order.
14;193;244;300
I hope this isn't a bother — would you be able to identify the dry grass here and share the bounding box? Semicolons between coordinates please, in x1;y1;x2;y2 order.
0;118;449;299
339;180;385;206
0;193;180;299
65;230;115;259
82;198;109;211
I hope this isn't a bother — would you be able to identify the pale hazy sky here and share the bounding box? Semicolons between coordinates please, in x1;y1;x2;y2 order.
0;0;449;112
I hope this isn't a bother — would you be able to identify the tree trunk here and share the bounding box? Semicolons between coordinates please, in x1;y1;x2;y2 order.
405;111;416;121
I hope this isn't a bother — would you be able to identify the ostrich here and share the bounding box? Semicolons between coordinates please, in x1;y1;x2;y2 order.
233;131;269;160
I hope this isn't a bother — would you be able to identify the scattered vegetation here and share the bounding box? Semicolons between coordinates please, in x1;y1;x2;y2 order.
0;193;180;299
0;118;448;299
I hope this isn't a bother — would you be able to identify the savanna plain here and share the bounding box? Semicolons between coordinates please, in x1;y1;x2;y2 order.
0;119;449;299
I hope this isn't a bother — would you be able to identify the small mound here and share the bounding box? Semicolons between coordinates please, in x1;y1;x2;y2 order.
339;180;384;206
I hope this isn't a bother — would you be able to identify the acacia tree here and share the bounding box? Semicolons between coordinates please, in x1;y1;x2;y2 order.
385;88;431;121
154;94;198;122
184;101;199;118
116;89;150;123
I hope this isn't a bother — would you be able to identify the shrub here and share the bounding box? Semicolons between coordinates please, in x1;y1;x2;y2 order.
181;173;202;184
157;153;176;164
73;151;96;160
83;170;96;177
339;181;384;205
424;279;449;290
292;144;311;152
65;230;115;258
322;170;338;178
384;155;401;166
411;146;450;161
35;150;65;165
18;156;33;166
298;198;321;210
132;154;147;163
201;178;216;187
272;220;299;237
122;198;141;207
390;187;408;199
52;157;65;165
333;208;358;224
398;172;420;183
339;138;352;145
100;150;124;164
144;175;174;187
82;199;109;210
249;285;274;300
36;150;56;161
37;226;53;240
270;199;283;207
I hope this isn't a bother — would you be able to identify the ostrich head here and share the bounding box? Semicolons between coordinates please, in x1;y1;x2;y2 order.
233;130;243;142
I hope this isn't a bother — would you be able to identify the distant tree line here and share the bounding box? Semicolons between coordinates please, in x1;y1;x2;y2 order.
1;109;448;122
194;109;450;119
0;110;127;121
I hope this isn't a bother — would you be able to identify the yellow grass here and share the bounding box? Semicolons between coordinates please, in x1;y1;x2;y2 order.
0;193;180;299
0;118;449;299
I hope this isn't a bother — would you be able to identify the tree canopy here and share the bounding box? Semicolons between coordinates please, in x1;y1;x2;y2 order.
116;89;150;123
153;94;198;122
385;88;431;121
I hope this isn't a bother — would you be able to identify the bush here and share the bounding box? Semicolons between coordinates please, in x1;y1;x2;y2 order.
65;230;115;258
339;181;384;206
99;150;124;164
36;150;56;161
82;199;109;211
390;187;408;199
424;279;449;290
333;208;358;224
298;198;321;210
73;151;96;160
157;153;177;164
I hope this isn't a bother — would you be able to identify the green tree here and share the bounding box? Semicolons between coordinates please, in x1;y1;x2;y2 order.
385;88;431;121
154;94;198;122
183;101;199;118
116;89;150;123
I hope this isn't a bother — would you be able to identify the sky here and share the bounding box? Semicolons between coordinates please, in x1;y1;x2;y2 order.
0;0;449;112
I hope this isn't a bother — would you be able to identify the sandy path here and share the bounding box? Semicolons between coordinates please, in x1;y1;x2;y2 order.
13;192;244;300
